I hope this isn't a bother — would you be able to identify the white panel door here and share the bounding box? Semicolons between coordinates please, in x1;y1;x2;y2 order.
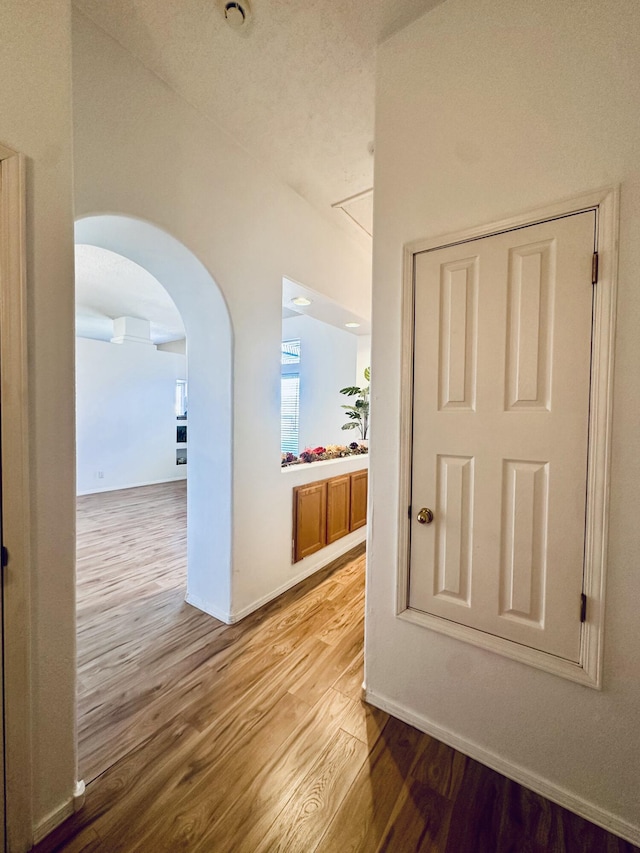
409;211;595;662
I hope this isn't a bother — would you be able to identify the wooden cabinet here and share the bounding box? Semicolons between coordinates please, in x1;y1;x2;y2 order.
349;469;368;531
327;475;351;544
292;481;327;562
293;469;367;562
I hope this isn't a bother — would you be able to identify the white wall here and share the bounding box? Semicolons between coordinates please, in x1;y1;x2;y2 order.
368;0;640;843
158;339;186;355
72;10;372;621
356;335;371;391
0;0;76;846
76;337;187;494
282;315;358;451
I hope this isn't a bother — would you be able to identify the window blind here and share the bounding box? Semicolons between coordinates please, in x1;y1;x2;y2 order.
281;339;301;454
281;374;300;454
281;339;301;364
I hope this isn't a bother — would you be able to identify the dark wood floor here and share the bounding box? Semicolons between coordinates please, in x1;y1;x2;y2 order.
35;482;638;852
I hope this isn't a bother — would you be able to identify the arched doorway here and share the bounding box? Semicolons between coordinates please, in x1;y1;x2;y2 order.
75;215;233;618
74;215;234;782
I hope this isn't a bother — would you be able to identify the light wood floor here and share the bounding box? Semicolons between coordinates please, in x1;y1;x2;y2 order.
37;482;638;852
76;480;192;783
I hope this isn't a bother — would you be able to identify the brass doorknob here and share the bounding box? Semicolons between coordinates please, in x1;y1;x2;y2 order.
417;507;434;524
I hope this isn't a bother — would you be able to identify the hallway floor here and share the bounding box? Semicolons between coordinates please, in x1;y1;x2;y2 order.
37;482;638;851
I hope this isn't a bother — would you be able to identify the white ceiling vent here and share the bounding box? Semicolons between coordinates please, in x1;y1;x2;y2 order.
222;1;251;30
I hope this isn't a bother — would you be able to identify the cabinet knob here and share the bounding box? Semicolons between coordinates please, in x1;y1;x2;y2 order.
417;507;434;524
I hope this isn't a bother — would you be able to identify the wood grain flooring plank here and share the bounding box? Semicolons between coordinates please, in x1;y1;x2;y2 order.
288;621;364;708
332;648;365;700
329;550;366;585
496;775;557;852
104;647;327;852
47;827;102;853
376;778;452;853
33;715;201;853
84;626;325;784
193;688;358;853
181;629;330;733
314;581;365;646
338;695;388;746
445;758;509;852
560;806;640;853
409;735;468;802
106;690;311;853
251;727;371;853
317;714;427;853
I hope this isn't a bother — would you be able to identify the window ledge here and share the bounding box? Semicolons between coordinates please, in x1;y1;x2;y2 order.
281;454;368;474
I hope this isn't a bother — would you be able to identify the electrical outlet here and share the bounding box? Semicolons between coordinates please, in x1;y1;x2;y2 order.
97;471;104;479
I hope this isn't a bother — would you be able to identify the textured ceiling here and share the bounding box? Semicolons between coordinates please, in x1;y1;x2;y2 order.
73;0;442;241
75;246;369;342
282;277;371;336
75;245;186;343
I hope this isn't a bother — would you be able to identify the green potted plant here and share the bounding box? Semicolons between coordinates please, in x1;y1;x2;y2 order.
340;366;370;441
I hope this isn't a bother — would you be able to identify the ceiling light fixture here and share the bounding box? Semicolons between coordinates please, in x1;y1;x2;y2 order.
223;1;251;29
345;322;360;328
291;296;312;306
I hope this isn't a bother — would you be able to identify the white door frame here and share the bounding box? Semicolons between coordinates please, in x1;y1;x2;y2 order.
396;187;619;688
0;142;34;851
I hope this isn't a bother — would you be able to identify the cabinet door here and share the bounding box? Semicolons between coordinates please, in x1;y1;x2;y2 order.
293;481;327;562
327;475;351;544
349;470;368;531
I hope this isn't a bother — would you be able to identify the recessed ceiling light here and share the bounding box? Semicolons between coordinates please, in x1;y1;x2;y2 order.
291;296;312;306
345;322;360;328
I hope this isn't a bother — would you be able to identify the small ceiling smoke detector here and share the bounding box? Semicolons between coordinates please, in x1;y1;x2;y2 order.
223;1;251;29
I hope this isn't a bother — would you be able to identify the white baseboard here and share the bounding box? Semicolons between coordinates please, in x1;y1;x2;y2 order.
73;779;86;811
77;474;187;496
32;779;87;844
184;592;232;624
230;531;367;623
33;797;75;845
185;532;365;625
365;689;640;847
186;532;366;625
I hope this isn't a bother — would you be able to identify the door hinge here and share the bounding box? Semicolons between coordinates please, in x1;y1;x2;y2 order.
1;546;8;568
592;252;599;285
580;592;587;623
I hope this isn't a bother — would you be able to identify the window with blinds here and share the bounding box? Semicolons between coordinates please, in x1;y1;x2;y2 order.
281;340;301;454
281;339;301;364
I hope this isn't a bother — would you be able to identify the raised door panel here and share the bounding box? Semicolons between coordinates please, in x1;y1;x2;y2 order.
349;470;368;531
409;211;595;662
327;475;351;544
293;482;327;562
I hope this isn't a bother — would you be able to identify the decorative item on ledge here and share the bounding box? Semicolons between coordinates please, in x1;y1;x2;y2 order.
282;442;368;467
340;366;370;440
